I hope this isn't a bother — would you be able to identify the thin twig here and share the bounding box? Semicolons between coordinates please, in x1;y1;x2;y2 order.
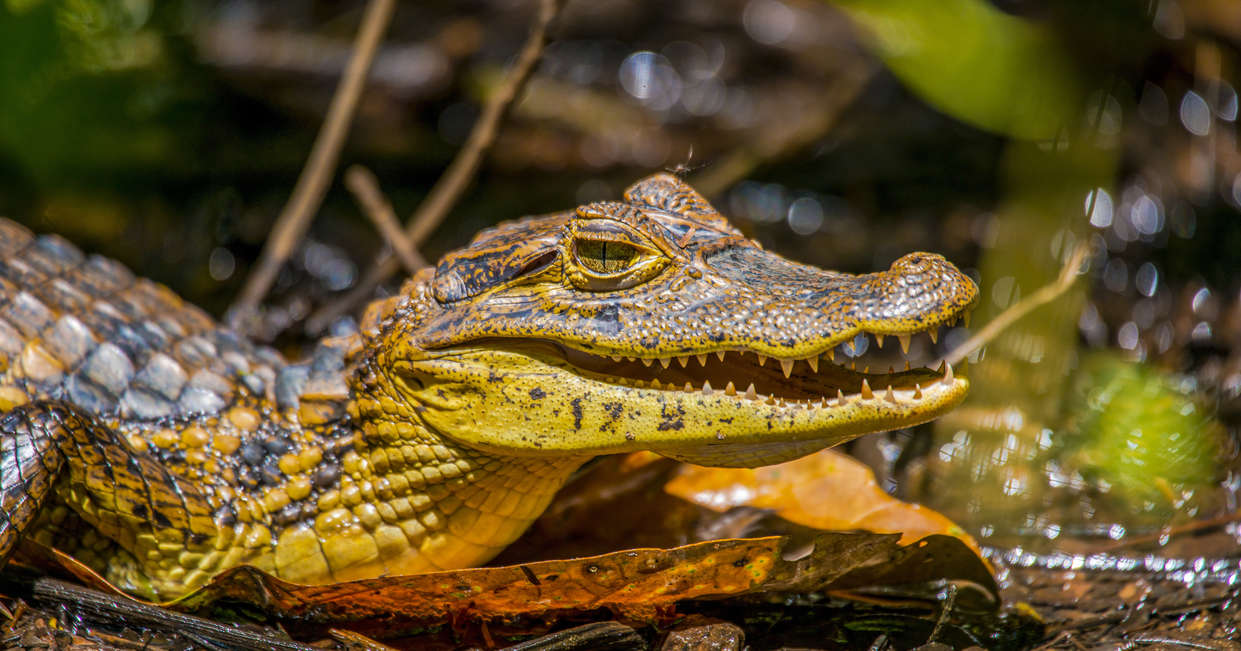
32;579;318;651
307;0;567;333
344;165;428;274
1089;510;1241;554
690;62;875;198
228;0;397;331
926;583;957;645
942;241;1091;367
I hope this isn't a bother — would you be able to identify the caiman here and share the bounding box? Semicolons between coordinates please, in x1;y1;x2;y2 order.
0;174;977;601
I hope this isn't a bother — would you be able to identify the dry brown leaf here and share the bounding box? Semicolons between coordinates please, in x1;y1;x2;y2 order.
665;448;982;555
37;527;993;635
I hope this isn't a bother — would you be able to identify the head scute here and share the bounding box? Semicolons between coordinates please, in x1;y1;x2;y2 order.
623;173;742;238
575;200;645;224
430;213;568;303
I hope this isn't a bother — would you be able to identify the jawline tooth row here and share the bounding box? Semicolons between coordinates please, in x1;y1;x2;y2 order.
608;325;956;378
615;360;956;405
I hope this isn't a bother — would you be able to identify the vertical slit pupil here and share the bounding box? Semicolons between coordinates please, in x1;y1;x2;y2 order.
578;239;637;274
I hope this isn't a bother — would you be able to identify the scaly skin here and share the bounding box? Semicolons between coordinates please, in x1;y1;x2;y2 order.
0;174;977;601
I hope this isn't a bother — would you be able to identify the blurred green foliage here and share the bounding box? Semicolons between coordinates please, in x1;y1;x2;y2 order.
1062;354;1227;525
829;0;1085;139
1;0;197;183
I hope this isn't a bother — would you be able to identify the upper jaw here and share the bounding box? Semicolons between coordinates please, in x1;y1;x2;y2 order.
555;328;963;411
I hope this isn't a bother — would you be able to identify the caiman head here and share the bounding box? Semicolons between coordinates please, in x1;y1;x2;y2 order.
359;174;977;469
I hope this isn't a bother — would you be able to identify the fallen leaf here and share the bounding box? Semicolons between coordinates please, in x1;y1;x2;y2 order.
38;528;994;636
666;448;982;555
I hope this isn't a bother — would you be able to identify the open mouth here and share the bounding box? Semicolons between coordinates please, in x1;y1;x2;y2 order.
547;316;970;408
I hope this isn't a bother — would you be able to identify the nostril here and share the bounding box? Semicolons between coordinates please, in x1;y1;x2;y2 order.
891;252;942;274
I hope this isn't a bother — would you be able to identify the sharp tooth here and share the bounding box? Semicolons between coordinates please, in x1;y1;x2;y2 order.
641;358;652;367
942;360;954;385
702;380;713;394
863;366;870;374
913;383;923;399
888;366;895;374
898;334;911;354
819;397;829;408
850;361;857;371
885;385;897;403
626;356;635;362
745;383;757;399
725;381;737;396
904;361;911;371
684;381;694;392
780;358;794;378
659;357;671;369
836;389;847;406
696;354;708;367
716;351;726;362
875;334;885;348
823;348;834;362
756;353;768;367
807;356;819;373
860;378;873;399
610;355;623;362
650;379;661;389
929;328;939;344
765;394;777;405
676;356;689;368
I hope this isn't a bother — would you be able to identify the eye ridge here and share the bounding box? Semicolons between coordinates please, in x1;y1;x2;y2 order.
575;238;639;275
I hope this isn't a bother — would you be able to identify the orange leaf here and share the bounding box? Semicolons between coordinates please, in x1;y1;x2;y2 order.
38;529;994;634
665;448;982;555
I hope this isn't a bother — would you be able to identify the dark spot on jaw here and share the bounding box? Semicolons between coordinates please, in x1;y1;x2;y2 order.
570;397;583;431
657;402;686;431
603;402;623;421
529;387;546;400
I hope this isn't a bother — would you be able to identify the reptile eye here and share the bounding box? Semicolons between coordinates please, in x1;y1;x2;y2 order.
574;239;639;275
565;219;669;291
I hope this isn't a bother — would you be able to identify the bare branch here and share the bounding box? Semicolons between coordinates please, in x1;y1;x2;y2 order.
307;0;567;333
228;0;397;331
942;241;1091;367
345;165;428;275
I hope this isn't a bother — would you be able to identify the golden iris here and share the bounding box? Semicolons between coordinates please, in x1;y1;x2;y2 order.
575;239;639;275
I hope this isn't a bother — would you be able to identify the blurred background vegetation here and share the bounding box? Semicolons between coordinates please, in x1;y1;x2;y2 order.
2;0;1241;552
